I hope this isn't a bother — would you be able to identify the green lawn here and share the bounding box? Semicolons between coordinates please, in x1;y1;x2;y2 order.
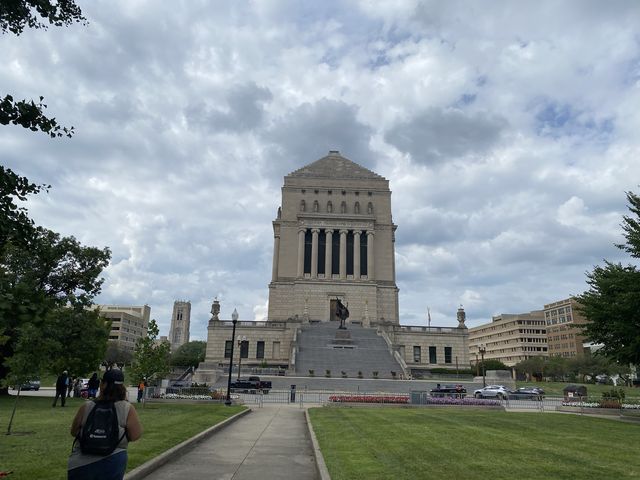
516;381;640;400
0;395;245;479
309;407;640;480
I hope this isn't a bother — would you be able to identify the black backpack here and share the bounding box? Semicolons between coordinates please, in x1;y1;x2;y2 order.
77;401;126;455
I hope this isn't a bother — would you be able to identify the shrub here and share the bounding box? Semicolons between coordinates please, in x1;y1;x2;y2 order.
341;371;347;378
602;388;626;401
308;369;315;377
325;369;331;378
372;371;379;378
357;371;363;379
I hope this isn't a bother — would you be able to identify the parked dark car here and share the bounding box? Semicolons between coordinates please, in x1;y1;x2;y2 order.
430;384;467;398
12;379;41;391
230;376;272;394
509;387;545;400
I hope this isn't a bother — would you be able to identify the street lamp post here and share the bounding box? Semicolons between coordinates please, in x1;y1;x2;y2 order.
237;335;247;380
479;344;486;388
225;309;239;406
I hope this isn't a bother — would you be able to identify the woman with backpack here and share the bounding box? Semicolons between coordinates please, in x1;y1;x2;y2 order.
68;369;143;480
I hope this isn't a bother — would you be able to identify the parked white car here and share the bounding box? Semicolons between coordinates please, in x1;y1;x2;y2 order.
474;385;510;399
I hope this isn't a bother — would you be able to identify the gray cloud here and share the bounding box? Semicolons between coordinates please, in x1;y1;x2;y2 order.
185;83;273;133
385;108;507;165
263;99;375;177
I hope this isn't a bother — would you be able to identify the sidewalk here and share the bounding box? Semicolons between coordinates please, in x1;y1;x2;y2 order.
142;405;319;480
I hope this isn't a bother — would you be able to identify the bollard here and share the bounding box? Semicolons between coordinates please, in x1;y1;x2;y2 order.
290;384;296;403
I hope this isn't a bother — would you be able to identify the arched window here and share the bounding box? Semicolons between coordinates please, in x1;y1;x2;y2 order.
354;201;360;214
313;200;319;212
367;202;373;214
327;201;333;213
341;201;347;213
300;200;306;212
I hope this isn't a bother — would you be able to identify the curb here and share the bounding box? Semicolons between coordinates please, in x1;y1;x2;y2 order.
305;410;331;480
124;408;251;480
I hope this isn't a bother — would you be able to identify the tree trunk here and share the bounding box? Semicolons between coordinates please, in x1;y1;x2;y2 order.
7;386;21;434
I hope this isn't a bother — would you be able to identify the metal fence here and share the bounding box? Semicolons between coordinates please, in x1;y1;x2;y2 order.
141;387;619;414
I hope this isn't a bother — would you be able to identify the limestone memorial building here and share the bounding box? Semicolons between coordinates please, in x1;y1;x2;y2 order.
198;151;469;380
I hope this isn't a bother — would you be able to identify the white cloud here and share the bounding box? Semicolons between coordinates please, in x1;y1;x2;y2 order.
2;0;638;336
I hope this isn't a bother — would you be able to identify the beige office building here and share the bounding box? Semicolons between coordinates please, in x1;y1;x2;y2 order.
544;298;588;358
98;304;150;352
198;151;469;381
468;311;548;367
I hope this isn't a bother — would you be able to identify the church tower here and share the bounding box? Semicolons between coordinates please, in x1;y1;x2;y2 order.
267;151;399;326
169;300;191;351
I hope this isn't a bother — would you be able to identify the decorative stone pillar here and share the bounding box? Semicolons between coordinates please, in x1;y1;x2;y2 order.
339;229;348;279
271;234;280;281
297;228;306;277
325;229;333;278
311;228;320;278
353;230;361;280
367;231;375;279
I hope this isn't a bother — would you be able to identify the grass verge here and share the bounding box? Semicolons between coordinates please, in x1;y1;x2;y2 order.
0;395;245;479
309;407;640;480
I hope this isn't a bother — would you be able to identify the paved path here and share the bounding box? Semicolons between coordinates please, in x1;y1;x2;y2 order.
144;405;319;480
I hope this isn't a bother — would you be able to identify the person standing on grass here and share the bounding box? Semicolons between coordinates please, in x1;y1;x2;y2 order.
137;379;145;403
87;372;100;399
68;369;143;480
53;370;69;407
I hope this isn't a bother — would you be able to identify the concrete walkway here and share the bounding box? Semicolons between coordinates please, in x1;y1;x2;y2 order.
143;405;319;480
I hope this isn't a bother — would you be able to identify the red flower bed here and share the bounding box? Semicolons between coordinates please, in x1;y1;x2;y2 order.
329;395;409;404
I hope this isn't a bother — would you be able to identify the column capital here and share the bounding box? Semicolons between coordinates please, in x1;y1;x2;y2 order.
353;230;362;235
325;228;334;234
366;230;375;237
339;229;349;235
311;228;321;234
298;227;307;234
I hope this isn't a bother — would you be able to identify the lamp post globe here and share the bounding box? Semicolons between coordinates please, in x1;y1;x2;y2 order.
225;308;239;406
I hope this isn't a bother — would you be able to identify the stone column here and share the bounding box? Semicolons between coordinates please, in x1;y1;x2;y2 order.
324;229;333;278
311;228;320;278
271;234;280;281
367;231;375;279
353;230;361;280
297;228;306;277
339;229;348;279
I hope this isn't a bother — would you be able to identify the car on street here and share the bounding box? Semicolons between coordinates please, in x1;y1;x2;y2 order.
430;384;467;397
508;386;545;400
12;379;41;391
474;385;510;399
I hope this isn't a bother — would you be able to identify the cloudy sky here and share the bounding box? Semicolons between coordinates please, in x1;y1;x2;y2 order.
3;1;640;339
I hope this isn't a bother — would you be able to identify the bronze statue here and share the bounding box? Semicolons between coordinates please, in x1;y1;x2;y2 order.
336;298;349;329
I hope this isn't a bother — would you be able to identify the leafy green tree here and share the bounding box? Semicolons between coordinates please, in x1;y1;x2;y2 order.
104;341;134;369
477;359;510;372
1;1;85;138
514;357;545;381
577;191;640;366
170;341;206;368
0;227;110;394
567;355;612;383
544;356;568;381
131;320;171;385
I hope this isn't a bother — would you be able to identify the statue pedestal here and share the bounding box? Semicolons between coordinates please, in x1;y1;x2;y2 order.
333;329;353;346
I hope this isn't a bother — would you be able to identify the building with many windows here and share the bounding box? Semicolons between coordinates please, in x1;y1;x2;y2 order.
98;304;150;353
468;311;548;367
169;300;191;351
197;152;469;381
544;298;588;358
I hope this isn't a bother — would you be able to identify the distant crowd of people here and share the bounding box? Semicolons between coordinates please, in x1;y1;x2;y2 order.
52;372;103;406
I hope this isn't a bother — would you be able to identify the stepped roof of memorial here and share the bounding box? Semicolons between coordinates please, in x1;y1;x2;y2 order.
287;150;386;181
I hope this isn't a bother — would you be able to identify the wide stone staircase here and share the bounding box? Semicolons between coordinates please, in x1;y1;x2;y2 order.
295;322;403;379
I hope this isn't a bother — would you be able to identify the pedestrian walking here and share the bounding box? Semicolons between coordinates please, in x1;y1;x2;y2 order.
87;373;100;399
53;371;69;407
68;369;143;480
136;379;145;403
